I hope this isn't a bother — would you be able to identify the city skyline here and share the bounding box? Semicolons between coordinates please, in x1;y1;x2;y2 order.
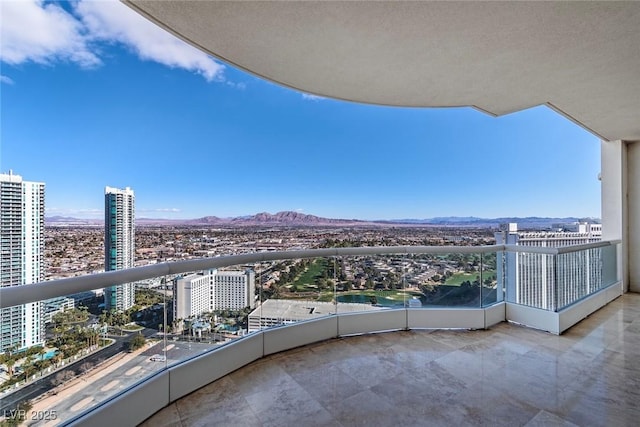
1;0;601;221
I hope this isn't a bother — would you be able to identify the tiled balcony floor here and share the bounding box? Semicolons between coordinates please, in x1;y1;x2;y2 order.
142;293;640;427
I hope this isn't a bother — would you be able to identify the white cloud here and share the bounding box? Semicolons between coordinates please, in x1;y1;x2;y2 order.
226;81;246;90
301;93;324;101
76;0;224;82
0;0;225;82
0;0;99;67
0;75;15;85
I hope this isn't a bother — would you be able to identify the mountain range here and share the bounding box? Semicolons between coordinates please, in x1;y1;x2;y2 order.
45;211;599;229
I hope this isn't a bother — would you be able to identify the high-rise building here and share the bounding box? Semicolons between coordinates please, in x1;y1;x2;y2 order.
173;269;255;320
0;172;45;351
496;223;602;310
104;186;135;311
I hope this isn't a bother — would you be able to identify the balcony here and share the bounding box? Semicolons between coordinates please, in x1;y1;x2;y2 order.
1;2;638;425
143;293;640;427
0;241;624;426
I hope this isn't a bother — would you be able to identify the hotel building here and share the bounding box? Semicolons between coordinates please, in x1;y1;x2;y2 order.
173;269;255;320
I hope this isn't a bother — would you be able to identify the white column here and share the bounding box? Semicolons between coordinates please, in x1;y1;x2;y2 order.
601;140;638;292
628;142;640;292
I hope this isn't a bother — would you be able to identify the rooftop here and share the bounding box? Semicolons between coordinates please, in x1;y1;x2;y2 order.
249;299;382;321
143;293;640;426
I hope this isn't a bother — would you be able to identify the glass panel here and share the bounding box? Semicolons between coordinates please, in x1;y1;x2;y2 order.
336;255;407;311
343;252;489;309
0;286;170;425
506;251;556;310
402;253;409;308
601;244;618;287
250;257;332;331
554;246;607;311
178;267;255;342
422;252;482;307
251;261;264;333
481;252;500;307
505;245;617;312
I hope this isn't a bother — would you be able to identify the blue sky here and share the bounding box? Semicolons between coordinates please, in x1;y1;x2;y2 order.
1;1;601;221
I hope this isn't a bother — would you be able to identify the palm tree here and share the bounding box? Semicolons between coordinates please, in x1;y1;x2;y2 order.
51;352;62;368
53;350;64;367
22;359;37;382
5;357;16;379
88;329;99;349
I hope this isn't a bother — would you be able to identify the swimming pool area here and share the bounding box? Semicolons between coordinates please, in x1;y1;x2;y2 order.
40;349;57;360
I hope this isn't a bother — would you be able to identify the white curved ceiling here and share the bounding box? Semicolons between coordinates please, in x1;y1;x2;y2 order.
125;1;640;141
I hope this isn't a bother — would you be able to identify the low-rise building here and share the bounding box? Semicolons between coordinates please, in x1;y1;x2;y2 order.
42;296;75;324
247;299;382;332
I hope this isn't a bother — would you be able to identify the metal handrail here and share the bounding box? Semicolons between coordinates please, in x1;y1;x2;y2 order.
504;239;620;255
0;241;620;309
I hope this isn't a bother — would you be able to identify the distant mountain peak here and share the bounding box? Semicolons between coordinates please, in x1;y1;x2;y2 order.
45;211;599;228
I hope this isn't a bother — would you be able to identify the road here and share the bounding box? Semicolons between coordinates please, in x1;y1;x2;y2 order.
0;328;157;415
26;338;217;425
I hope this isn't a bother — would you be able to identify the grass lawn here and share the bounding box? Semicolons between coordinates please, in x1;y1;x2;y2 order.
445;270;496;286
122;323;144;332
317;292;334;302
290;258;328;290
339;289;423;300
283;289;423;303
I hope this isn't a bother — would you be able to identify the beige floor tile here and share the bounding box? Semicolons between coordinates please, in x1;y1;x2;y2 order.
141;294;640;427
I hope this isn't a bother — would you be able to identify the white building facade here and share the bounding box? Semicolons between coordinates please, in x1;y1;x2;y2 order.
173;269;255;320
0;172;45;351
213;270;256;311
496;223;603;310
43;296;76;324
174;273;212;321
104;186;135;311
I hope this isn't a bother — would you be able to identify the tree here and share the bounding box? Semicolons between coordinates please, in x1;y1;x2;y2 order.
5;357;15;379
128;333;146;352
22;358;37;382
51;351;63;368
51;370;74;387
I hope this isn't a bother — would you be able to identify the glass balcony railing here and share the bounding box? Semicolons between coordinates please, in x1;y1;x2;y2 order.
500;242;620;312
0;241;621;425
